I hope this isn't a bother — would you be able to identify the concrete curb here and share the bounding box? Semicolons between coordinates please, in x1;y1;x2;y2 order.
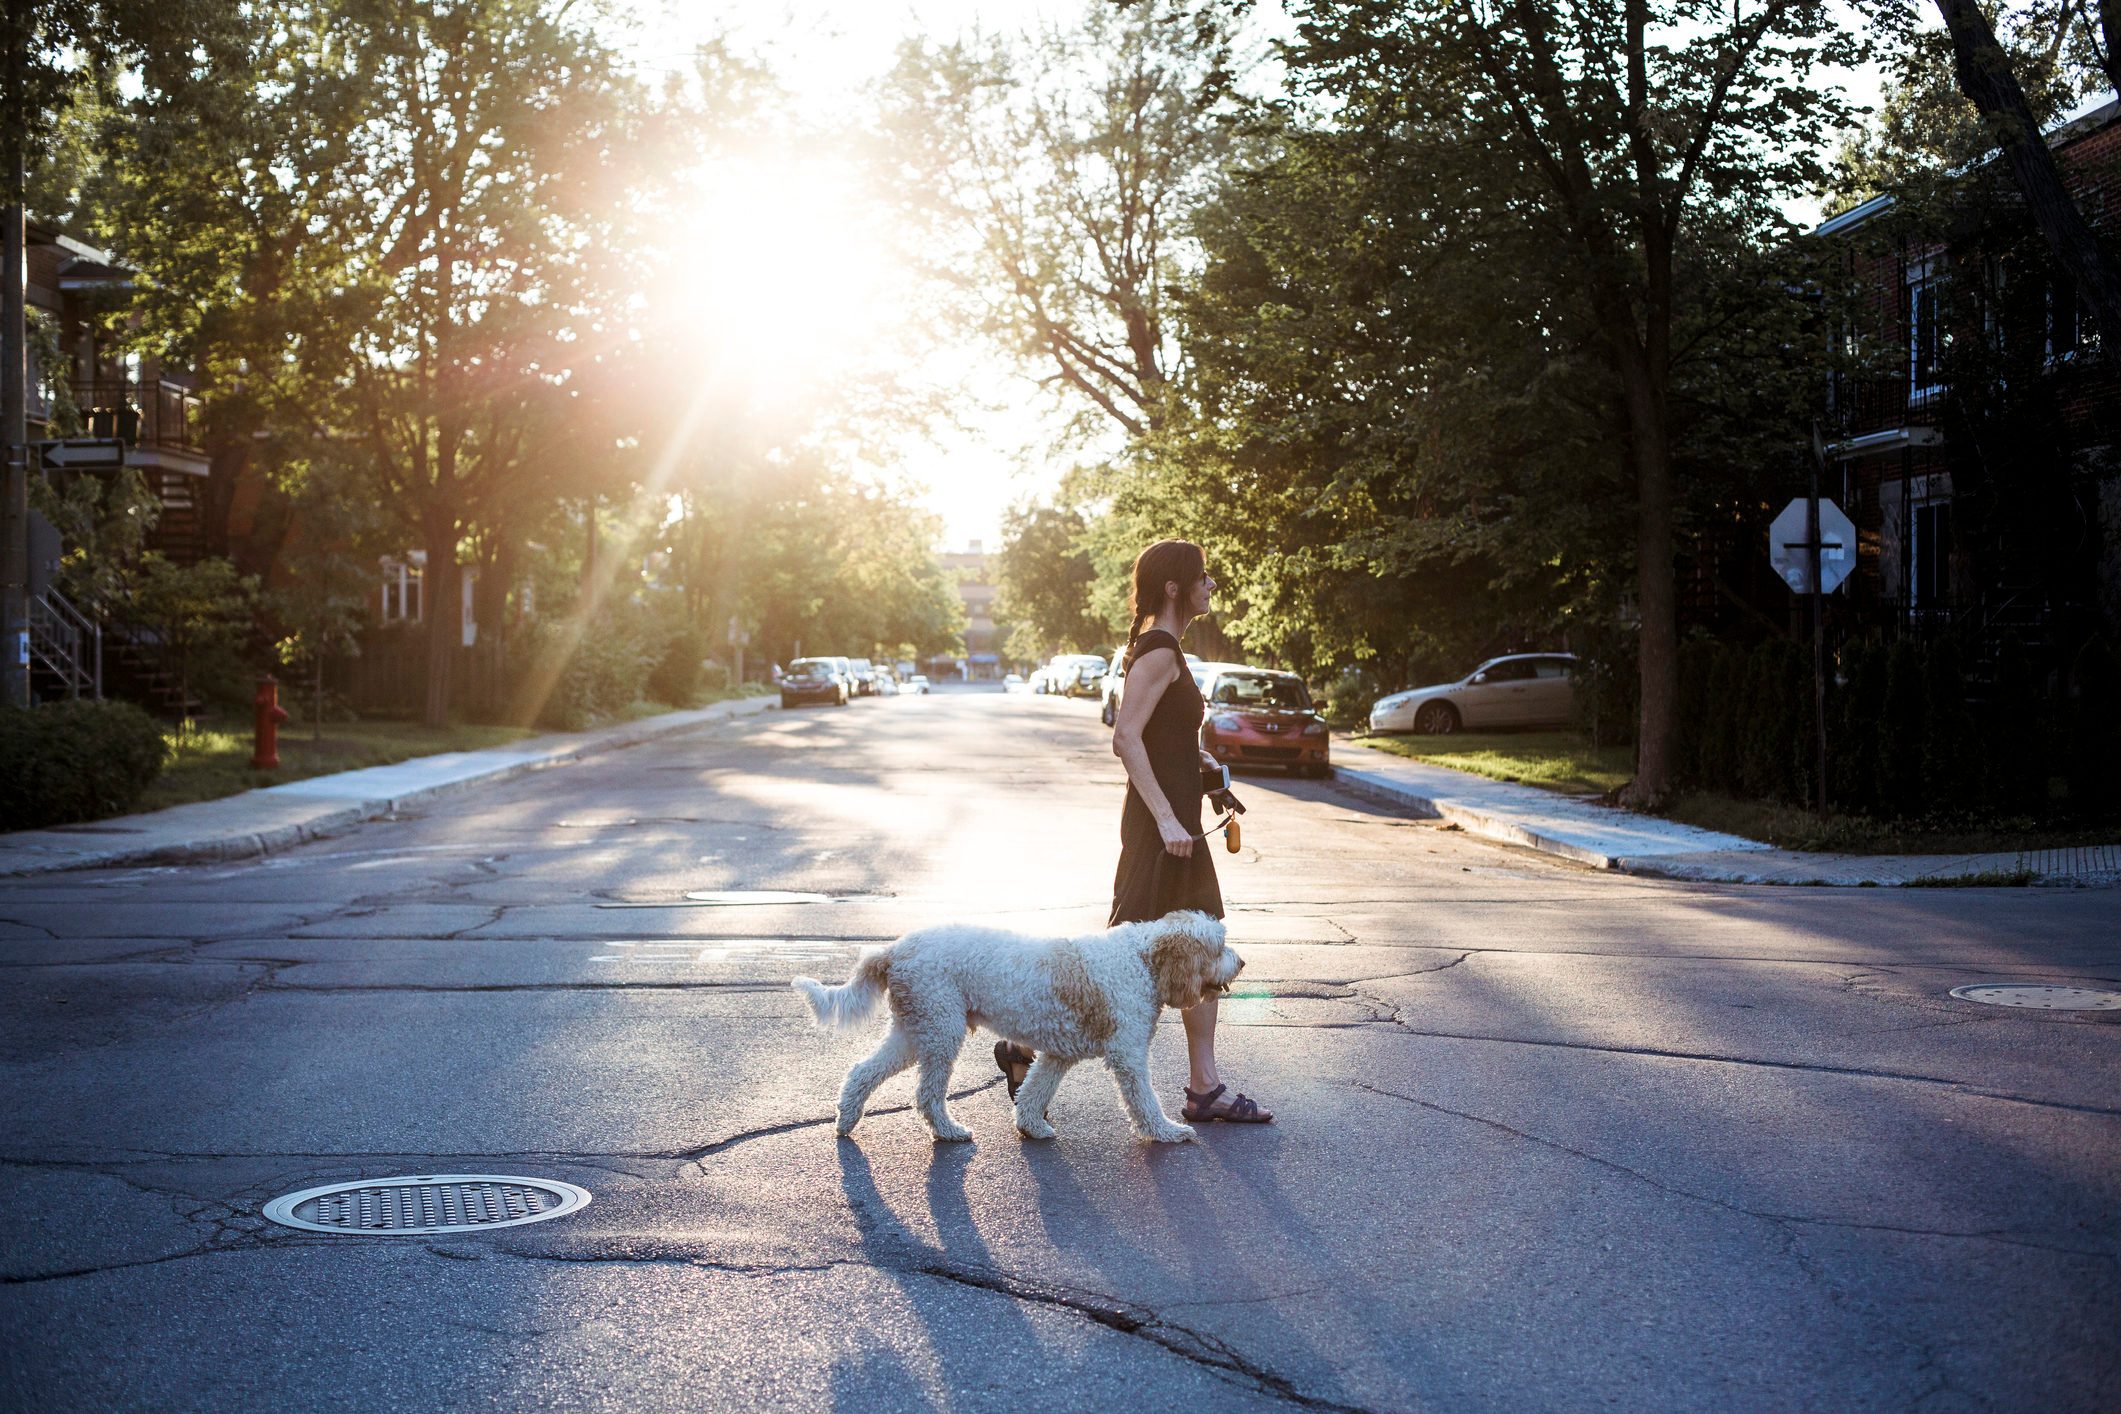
1329;765;1621;870
1330;759;2119;887
0;695;779;878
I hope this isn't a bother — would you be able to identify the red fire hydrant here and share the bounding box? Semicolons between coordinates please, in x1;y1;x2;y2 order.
252;675;290;769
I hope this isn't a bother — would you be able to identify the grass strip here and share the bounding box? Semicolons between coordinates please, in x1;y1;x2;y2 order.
135;688;764;814
1349;731;1635;796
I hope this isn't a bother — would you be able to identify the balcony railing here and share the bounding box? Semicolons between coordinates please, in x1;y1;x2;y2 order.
71;379;205;455
1827;373;1912;435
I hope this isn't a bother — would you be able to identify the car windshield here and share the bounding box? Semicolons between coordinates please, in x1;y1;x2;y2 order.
1211;673;1312;710
788;660;834;679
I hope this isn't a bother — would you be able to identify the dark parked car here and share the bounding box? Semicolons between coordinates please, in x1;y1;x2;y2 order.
781;657;850;708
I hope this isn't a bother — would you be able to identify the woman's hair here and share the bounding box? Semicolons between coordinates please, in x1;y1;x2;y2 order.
1124;539;1206;664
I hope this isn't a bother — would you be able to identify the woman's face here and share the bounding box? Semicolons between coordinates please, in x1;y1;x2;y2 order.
1170;567;1215;619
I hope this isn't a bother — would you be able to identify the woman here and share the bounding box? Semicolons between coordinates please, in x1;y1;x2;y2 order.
998;539;1272;1125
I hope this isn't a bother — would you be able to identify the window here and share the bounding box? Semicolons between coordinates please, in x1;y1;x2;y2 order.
1211;673;1312;710
1907;268;1942;398
1533;659;1574;679
380;560;423;623
1911;501;1951;607
1478;659;1537;682
2049;275;2101;360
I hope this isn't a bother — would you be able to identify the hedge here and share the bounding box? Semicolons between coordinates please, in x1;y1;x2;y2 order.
1;699;168;830
1674;632;2120;821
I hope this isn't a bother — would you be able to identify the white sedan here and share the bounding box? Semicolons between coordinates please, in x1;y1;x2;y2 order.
1368;653;1580;734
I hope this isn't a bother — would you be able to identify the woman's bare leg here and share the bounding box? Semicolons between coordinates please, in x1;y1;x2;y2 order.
1182;995;1219;1093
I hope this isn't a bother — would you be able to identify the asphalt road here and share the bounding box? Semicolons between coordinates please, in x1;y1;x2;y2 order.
2;684;2117;1412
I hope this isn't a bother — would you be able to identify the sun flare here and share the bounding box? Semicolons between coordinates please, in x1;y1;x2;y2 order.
654;155;900;392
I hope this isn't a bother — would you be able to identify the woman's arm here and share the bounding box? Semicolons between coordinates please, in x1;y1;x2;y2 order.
1111;648;1196;859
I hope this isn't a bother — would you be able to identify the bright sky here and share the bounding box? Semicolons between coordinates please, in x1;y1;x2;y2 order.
620;1;1884;554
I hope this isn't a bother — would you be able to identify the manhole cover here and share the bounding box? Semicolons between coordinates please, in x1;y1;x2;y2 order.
1948;984;2121;1011
262;1175;591;1235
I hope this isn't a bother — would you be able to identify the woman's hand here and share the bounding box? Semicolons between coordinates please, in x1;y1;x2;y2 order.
1159;815;1195;859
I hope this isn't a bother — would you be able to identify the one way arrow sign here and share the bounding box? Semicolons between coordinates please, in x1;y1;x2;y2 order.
37;439;125;469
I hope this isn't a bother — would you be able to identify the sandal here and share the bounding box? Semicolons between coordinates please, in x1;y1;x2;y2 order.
1182;1083;1273;1124
994;1041;1034;1101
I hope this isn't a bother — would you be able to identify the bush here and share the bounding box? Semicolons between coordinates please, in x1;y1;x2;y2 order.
647;625;711;707
0;699;168;830
1832;638;1887;814
520;615;658;730
696;660;731;697
1322;663;1392;731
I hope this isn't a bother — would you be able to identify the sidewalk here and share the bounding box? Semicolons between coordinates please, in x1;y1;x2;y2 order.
0;696;778;878
1331;741;2121;887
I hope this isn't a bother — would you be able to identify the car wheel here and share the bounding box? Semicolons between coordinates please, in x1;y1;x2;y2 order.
1414;701;1459;735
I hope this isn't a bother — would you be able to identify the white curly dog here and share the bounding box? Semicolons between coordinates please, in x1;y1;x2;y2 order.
791;910;1241;1144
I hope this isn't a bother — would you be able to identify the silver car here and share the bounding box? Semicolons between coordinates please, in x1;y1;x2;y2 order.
1368;653;1580;734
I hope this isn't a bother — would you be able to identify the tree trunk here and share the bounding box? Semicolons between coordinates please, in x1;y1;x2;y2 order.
1935;0;2121;334
421;511;461;728
1620;373;1678;808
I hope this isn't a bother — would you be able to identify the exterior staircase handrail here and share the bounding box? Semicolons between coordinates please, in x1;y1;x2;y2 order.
26;587;102;700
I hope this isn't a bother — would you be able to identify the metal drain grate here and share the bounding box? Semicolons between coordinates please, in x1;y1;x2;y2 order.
262;1175;591;1235
1948;984;2121;1011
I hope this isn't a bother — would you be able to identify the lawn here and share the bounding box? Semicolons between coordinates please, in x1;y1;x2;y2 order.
1350;730;1635;796
134;690;759;813
1350;728;2116;855
137;718;545;812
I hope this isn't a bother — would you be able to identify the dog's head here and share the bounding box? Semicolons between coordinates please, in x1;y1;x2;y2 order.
1144;911;1243;1010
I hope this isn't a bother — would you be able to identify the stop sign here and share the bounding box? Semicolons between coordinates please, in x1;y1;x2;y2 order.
1769;497;1856;594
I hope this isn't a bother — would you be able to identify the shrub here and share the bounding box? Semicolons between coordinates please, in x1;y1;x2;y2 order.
647;625;711;707
696;660;731;697
0;699;168;830
520;615;658;729
1697;644;1745;793
1831;638;1887;814
1749;639;1812;805
1877;639;1926;817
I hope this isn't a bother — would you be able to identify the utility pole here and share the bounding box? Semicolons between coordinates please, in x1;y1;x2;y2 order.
0;0;27;708
1807;423;1829;814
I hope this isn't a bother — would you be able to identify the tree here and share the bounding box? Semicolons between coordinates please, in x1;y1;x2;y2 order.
120;553;255;717
1;0;244;706
1250;1;1863;805
992;499;1112;660
1929;0;2121;331
878;1;1242;438
308;0;639;725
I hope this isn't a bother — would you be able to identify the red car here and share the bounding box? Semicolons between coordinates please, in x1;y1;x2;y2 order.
1198;665;1332;777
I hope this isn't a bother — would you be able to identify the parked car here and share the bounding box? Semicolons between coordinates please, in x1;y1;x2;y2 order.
903;674;932;695
846;657;879;696
1200;666;1332;776
781;657;850;708
1100;650;1203;725
1003;672;1027;693
1033;653;1106;698
874;673;898;696
1367;653;1580;734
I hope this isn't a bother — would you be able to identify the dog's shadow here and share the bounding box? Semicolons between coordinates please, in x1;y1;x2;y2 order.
834;1138;1049;1390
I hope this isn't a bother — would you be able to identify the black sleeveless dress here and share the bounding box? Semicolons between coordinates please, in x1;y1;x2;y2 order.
1110;630;1224;926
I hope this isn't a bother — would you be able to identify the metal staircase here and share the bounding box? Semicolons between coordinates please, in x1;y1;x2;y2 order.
26;588;101;701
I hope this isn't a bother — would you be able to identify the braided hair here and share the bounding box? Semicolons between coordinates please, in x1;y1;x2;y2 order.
1123;539;1206;672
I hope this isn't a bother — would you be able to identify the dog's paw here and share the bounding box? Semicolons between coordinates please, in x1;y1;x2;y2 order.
1146;1123;1197;1144
1015;1115;1057;1141
929;1123;975;1143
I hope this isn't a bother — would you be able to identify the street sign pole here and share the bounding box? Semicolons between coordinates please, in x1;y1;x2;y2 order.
0;41;24;709
1807;424;1829;814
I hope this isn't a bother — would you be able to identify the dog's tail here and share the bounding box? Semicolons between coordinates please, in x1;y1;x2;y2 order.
791;948;891;1029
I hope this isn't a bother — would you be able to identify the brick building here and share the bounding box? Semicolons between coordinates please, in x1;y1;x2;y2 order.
1812;99;2118;672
